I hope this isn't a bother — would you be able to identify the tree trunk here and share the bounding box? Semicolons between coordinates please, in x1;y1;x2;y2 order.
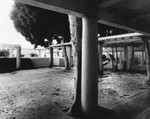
67;15;82;117
49;42;53;68
63;45;70;70
143;36;150;84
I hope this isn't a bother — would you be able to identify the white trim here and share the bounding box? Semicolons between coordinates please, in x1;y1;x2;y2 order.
98;33;143;41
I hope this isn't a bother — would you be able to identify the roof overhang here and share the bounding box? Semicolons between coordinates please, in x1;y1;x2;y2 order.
13;0;150;36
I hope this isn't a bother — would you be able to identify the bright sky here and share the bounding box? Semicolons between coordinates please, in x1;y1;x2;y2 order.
0;1;35;49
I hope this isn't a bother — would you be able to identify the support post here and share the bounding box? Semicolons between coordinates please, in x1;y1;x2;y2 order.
49;47;53;67
106;52;109;57
141;51;144;66
120;52;122;64
9;48;13;57
127;46;134;70
38;49;41;57
119;52;122;69
123;46;128;71
112;46;114;68
112;47;115;56
142;36;150;84
115;46;118;70
16;46;21;69
68;46;72;70
81;17;98;115
98;43;103;75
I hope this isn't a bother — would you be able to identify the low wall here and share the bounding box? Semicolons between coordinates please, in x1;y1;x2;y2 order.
0;57;65;72
28;57;65;68
21;58;50;69
0;58;16;72
53;57;65;67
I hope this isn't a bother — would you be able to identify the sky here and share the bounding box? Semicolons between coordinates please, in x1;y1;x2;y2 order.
0;1;35;49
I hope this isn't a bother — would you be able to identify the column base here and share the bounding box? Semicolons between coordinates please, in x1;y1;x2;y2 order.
81;106;115;119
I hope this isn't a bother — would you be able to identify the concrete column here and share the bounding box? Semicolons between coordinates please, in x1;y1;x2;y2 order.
127;46;132;70
106;52;109;57
124;46;128;62
141;51;144;66
16;47;21;69
120;52;122;64
81;17;98;115
98;43;103;75
115;46;118;70
9;48;13;57
38;49;41;57
49;47;53;67
127;46;134;70
67;46;72;69
112;47;115;57
110;47;114;69
123;46;128;71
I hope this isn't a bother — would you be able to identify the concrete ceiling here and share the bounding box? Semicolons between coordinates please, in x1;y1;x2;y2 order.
13;0;150;36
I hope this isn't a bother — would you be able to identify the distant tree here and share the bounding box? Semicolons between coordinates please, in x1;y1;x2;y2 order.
10;2;70;69
98;23;128;37
0;50;9;57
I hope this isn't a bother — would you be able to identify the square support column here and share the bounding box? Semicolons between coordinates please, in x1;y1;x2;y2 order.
9;48;13;57
81;17;98;115
38;49;42;57
120;52;122;64
16;46;21;69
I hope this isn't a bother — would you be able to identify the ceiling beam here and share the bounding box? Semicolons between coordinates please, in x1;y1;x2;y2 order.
103;47;144;52
104;37;142;44
98;33;143;41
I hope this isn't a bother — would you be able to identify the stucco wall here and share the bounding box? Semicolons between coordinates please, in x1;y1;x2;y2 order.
0;57;65;72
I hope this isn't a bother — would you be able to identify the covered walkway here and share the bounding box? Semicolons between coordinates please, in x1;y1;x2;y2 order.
10;0;150;118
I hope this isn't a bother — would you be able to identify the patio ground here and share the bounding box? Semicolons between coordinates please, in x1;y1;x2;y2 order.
0;67;149;119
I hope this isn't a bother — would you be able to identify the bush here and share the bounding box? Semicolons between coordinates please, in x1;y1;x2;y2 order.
0;50;9;57
134;56;141;65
